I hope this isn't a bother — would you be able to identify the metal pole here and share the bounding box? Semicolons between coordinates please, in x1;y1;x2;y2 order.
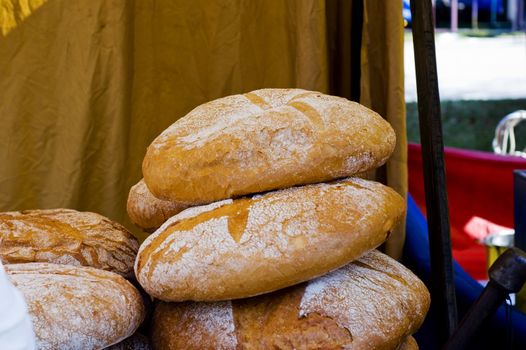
491;0;498;28
519;0;525;31
472;0;479;30
515;170;526;312
451;0;459;32
410;0;458;345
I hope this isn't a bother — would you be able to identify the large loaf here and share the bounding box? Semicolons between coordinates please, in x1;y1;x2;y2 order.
127;179;189;232
143;88;396;203
6;263;145;350
0;209;139;277
135;177;405;301
150;250;430;350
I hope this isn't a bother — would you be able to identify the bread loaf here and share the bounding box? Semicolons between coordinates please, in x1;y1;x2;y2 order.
127;179;189;232
0;209;138;277
143;88;396;203
6;263;145;350
150;250;430;350
398;336;419;350
135;177;405;301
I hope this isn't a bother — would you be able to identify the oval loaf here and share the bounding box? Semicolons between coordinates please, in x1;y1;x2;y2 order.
135;177;405;301
127;179;189;232
143;88;396;203
150;250;430;350
0;209;139;277
6;263;145;350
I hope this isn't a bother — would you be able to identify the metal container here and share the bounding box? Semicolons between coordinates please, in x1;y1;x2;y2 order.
481;229;515;270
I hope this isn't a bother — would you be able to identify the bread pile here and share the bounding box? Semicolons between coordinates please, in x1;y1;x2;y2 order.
0;209;147;349
129;89;431;349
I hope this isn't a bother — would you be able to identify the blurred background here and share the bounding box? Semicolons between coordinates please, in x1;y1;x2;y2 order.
404;0;526;151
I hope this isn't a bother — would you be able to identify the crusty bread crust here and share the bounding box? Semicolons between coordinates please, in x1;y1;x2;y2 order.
135;178;405;301
150;250;430;350
127;179;189;232
6;263;145;350
143;88;396;203
397;336;419;350
0;209;139;277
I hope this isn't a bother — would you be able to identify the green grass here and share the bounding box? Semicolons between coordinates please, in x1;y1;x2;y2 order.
407;99;526;152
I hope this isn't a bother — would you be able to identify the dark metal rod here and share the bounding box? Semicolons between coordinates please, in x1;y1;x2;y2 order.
410;0;458;344
444;247;526;349
514;170;526;251
514;170;526;312
443;281;508;350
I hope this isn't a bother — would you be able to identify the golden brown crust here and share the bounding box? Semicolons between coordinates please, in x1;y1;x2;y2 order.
135;178;405;301
233;286;353;350
150;251;430;350
0;209;139;277
143;88;396;203
6;263;146;350
151;301;237;350
127;179;189;232
397;336;419;350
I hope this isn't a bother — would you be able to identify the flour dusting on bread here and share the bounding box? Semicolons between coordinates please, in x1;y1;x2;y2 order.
135;178;405;301
299;250;430;348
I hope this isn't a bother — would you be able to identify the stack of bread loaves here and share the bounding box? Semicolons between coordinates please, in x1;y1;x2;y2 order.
130;89;431;349
0;209;147;349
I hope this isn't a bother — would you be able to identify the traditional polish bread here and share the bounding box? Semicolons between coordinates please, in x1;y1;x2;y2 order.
127;179;189;232
6;263;145;350
135;177;405;301
0;209;139;277
150;250;430;350
142;88;396;203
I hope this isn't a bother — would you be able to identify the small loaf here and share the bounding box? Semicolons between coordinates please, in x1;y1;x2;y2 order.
127;179;189;232
6;263;145;350
143;88;396;203
0;209;139;277
150;250;430;350
135;177;405;301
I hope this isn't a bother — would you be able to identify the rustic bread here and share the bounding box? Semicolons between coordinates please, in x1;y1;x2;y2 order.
135;177;405;301
6;263;145;350
127;179;189;232
398;336;419;350
150;250;430;350
0;209;139;277
142;88;396;203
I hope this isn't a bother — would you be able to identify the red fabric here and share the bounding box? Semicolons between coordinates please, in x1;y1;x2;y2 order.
408;143;526;280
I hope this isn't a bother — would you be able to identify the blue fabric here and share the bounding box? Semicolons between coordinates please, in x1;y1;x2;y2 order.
403;194;526;349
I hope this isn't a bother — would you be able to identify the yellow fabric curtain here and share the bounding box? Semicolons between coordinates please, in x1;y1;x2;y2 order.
0;0;406;254
361;1;407;258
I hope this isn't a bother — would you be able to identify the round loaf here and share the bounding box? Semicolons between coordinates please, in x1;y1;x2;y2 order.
398;336;419;350
135;177;405;301
143;88;396;203
150;250;430;350
127;179;189;232
6;263;145;350
0;209;139;277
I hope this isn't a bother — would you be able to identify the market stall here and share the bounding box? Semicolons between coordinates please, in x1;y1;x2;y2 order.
1;0;525;349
